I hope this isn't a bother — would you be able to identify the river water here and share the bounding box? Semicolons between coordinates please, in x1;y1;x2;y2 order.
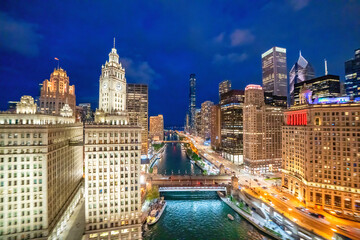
145;136;269;240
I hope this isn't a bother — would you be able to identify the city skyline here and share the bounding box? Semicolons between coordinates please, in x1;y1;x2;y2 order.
1;1;360;125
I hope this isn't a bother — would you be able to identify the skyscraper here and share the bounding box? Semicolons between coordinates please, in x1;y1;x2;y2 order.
0;95;83;239
195;108;202;136
243;85;283;174
345;48;360;98
261;47;287;97
200;101;214;140
84;41;142;239
149;114;164;141
289;51;315;105
219;80;232;101
210;104;221;150
39;68;76;115
189;74;196;132
220;90;245;165
127;83;149;155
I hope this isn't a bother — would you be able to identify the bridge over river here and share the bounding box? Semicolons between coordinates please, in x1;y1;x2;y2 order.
145;174;232;187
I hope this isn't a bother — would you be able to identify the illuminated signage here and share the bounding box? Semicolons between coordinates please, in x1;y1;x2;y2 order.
314;97;350;104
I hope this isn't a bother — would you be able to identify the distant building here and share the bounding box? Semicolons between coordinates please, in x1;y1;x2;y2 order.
127;83;149;154
243;85;283;174
78;103;94;122
0;96;83;239
282;96;360;214
345;48;360;98
289;51;315;105
293;75;340;105
262;47;287;97
210;104;221;150
264;92;287;107
189;73;196;133
220;89;245;164
200;101;214;140
195;108;202;137
150;114;164;141
7;101;17;113
219;80;232;102
39;68;76;115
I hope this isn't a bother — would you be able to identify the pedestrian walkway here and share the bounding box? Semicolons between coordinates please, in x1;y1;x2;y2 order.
58;200;85;240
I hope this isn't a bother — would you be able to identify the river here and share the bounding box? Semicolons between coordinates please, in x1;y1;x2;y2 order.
145;134;269;240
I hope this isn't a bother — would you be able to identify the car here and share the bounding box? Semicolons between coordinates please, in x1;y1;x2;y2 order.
270;193;277;197
262;186;268;189
280;196;288;201
336;225;348;232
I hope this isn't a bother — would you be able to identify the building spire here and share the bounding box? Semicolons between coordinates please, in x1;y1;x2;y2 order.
324;59;328;75
113;37;115;49
299;50;302;57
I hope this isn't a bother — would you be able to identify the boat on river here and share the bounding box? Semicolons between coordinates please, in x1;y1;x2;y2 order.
190;160;195;164
147;199;167;226
227;214;234;220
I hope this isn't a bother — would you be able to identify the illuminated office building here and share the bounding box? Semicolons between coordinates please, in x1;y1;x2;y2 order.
39;68;76;115
188;74;196;133
293;75;340;105
210;104;221;150
195;109;202;137
219;80;231;101
243;85;283;174
127;84;148;155
345;48;360;98
289;51;315;105
0;96;83;239
84;41;142;240
220;90;245;165
200;101;213;140
282;95;360;215
262;47;287;97
149;115;164;141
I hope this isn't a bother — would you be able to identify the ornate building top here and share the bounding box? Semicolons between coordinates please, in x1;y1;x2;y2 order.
16;95;37;114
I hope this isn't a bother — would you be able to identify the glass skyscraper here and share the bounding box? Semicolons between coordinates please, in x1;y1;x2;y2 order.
345;48;360;98
189;73;196;132
261;47;288;97
289;51;315;105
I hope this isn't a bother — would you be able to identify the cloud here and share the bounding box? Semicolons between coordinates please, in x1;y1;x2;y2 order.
230;29;255;46
289;0;310;11
0;11;42;57
213;32;225;43
119;57;160;89
212;53;248;64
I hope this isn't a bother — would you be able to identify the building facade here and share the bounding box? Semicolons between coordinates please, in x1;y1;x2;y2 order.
220;90;245;165
0;96;83;239
210;105;221;150
262;47;287;97
243;85;283;174
293;75;341;105
195;109;202;137
289;51;315;106
149;115;164;142
219;80;232;101
282;99;360;215
84;42;142;240
189;74;196;133
200;101;214;140
39;68;76;115
345;48;360;99
127;84;149;155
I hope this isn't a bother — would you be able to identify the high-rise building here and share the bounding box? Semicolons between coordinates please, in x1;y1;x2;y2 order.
289;51;315;105
220;90;245;164
127;84;149;155
200;101;214;140
243;85;283;174
149;114;164;141
84;41;142;240
261;47;287;97
189;74;196;132
0;95;83;239
195;108;202;137
210;104;221;150
39;68;76;115
293;75;340;105
78;103;94;122
219;80;232;101
282;96;360;214
345;48;360;98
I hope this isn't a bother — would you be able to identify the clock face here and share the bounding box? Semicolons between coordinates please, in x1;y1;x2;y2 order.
103;82;108;89
116;83;122;91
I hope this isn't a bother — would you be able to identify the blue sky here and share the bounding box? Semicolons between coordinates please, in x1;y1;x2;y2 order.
0;0;359;125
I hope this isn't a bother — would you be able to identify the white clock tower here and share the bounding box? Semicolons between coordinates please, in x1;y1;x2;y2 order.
99;38;127;114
